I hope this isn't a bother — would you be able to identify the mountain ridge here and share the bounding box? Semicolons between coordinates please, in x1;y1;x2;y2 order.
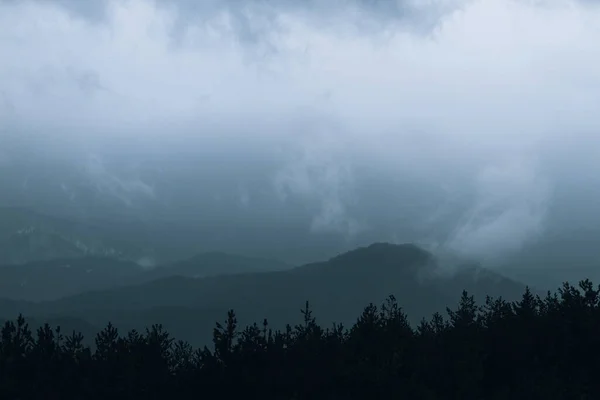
0;251;290;302
0;242;527;347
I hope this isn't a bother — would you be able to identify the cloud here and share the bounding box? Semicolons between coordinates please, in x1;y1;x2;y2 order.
272;122;363;236
3;0;599;139
237;184;251;209
84;154;155;206
1;0;600;261
445;159;551;260
0;151;9;168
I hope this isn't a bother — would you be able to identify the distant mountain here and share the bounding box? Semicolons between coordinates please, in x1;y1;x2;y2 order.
0;243;526;347
0;257;143;301
0;206;354;267
0;252;290;301
142;252;290;281
0;207;150;264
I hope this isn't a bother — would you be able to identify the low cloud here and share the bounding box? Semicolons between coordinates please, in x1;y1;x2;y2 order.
273;124;363;236
445;159;551;260
1;0;600;262
84;154;155;207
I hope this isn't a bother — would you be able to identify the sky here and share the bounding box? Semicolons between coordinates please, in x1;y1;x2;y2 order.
1;0;600;263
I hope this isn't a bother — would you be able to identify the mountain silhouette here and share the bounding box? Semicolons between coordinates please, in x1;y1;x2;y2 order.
0;252;290;301
0;243;525;347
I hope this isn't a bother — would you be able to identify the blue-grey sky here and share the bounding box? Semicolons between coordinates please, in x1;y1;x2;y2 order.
1;0;600;263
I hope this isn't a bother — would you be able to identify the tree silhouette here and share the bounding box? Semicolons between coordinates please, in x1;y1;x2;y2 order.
2;280;600;398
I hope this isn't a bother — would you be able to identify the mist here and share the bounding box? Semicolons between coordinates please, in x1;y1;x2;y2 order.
1;0;600;267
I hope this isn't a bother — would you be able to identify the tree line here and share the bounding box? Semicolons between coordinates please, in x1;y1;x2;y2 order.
1;280;600;399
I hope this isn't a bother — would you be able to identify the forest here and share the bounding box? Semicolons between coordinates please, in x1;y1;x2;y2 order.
1;280;599;400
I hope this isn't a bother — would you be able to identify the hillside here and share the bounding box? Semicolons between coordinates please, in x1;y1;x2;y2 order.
0;207;150;264
0;252;290;301
0;257;143;301
141;251;290;282
0;206;315;266
0;243;526;347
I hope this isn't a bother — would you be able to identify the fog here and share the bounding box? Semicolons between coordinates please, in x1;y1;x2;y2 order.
1;0;600;268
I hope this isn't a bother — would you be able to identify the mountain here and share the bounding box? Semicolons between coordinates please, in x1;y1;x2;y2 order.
0;207;151;264
142;251;290;281
0;206;355;266
0;252;290;301
0;257;143;301
0;243;526;347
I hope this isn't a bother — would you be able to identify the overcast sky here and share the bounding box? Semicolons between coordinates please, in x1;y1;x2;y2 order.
1;0;600;262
